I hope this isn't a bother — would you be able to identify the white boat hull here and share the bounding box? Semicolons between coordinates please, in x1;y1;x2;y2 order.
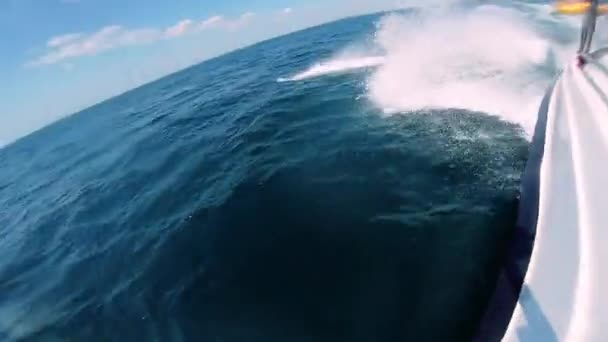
476;52;608;341
504;53;608;341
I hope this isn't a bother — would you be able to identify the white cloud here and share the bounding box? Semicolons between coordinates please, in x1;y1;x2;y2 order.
47;33;83;47
28;25;164;66
282;8;293;15
165;19;194;38
28;14;262;67
198;15;225;30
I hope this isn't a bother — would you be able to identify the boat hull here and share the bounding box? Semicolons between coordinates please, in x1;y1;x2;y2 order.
478;52;608;341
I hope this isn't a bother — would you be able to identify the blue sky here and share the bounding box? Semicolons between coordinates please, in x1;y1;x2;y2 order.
0;0;400;146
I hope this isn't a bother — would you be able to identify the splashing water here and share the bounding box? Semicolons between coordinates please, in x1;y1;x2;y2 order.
283;2;582;136
277;56;386;82
368;5;568;136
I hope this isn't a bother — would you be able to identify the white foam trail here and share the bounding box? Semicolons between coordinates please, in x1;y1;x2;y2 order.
278;56;386;82
367;4;583;136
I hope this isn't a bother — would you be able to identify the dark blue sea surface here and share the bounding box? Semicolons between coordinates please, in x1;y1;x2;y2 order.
0;13;530;342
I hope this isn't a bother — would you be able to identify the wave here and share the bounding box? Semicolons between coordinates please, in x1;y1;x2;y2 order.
284;1;582;137
367;4;575;136
277;56;386;82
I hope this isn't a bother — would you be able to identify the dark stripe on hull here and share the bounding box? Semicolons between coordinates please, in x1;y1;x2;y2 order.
474;81;555;342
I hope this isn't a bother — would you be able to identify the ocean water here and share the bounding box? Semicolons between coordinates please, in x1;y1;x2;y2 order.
0;2;586;341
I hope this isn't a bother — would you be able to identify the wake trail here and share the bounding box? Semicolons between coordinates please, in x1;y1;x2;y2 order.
277;56;386;82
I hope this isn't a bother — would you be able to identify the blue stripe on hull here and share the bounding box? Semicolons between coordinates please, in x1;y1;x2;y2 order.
474;82;555;342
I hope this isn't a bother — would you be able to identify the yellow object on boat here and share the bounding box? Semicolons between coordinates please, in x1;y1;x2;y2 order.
554;1;608;15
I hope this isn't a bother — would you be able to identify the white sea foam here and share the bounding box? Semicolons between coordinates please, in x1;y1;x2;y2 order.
283;1;583;136
278;56;386;82
368;4;573;136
